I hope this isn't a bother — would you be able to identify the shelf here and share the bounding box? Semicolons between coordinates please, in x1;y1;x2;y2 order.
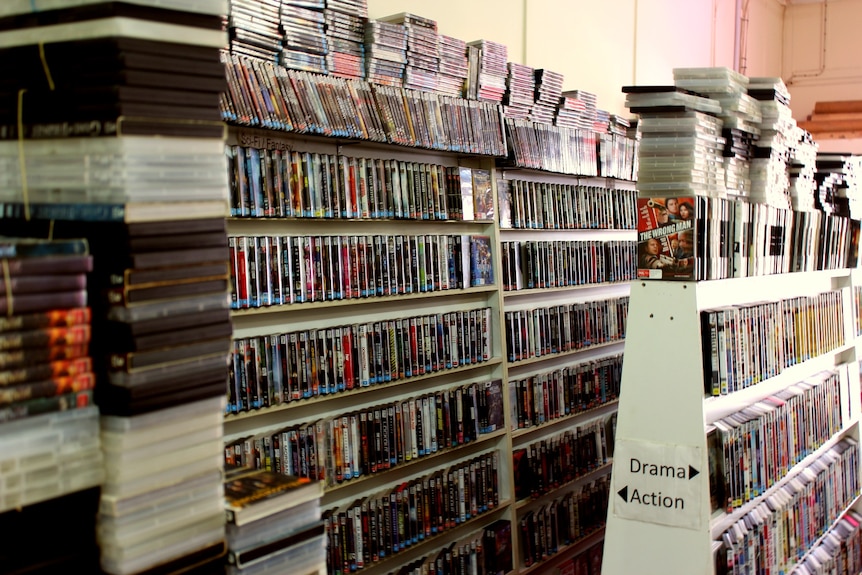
354;500;513;575
322;428;508;502
507;339;625;369
499;227;636;234
704;341;856;424
497;165;636;186
517;525;606;575
230;285;499;319
515;461;614;512
229;123;506;160
504;281;632;299
511;400;619;442
692;268;854;311
709;421;858;539
224;357;503;428
783;493;862;573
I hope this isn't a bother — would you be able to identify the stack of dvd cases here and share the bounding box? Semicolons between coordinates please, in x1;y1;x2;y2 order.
748;77;796;208
324;0;367;79
788;125;819;211
0;1;232;573
379;13;439;92
437;34;469;97
363;20;407;87
624;86;726;198
466;39;507;103
223;469;325;575
530;69;564;125
281;0;328;74
0;237;102;571
815;153;862;219
673;67;760;198
227;0;283;61
562;89;600;130
503;62;535;120
554;94;588;129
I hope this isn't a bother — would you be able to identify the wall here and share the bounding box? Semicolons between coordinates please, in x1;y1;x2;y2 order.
366;0;762;116
783;0;862;153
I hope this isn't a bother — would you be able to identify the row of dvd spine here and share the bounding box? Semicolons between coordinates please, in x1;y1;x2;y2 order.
324;450;500;573
499;180;638;231
227;307;493;413
711;370;844;513
500;240;637;292
519;475;610;569
512;418;611;502
701;290;845;397
221;52;506;156
504;296;629;364
228;234;489;310
227;145;493;221
225;378;503;487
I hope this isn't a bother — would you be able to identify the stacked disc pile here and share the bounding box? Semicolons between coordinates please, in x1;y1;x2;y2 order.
787;126;819;211
227;0;282;61
0;238;100;573
530;68;564;124
503;62;536;120
595;108;611;133
0;238;101;524
555;94;588;129
363;20;407;87
748;76;796;208
379;13;439;92
0;1;232;573
623;85;726;197
673;67;760;198
609;115;630;137
437;34;469;97
324;0;367;79
815;153;862;219
561;89;599;130
467;39;508;103
281;0;328;74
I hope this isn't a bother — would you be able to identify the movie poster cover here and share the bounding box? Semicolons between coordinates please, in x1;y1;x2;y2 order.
636;196;696;280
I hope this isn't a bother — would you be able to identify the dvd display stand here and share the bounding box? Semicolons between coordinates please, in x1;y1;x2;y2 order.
601;269;862;575
498;168;636;572
221;137;639;575
223;123;514;575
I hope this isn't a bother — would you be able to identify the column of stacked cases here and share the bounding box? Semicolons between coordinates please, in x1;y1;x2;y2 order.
0;239;101;572
0;1;234;572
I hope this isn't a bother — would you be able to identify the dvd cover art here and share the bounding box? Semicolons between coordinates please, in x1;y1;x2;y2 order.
636;196;696;280
470;235;494;287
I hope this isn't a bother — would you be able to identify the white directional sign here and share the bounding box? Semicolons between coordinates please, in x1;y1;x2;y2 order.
612;438;703;530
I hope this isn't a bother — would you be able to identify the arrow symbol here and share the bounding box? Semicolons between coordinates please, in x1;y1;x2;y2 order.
689;465;699;480
617;486;628;502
